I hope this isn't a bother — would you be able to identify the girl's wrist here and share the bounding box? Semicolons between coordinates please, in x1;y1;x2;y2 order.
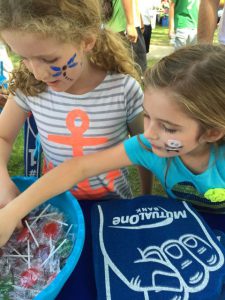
0;175;16;192
5;196;25;222
0;167;11;182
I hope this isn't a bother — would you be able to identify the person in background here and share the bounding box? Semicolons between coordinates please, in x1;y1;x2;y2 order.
160;0;170;23
198;0;225;44
218;0;225;23
169;0;200;49
106;0;147;74
131;0;147;73
139;0;154;53
106;0;138;43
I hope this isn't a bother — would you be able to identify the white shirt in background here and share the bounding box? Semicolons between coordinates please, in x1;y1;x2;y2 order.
218;5;225;44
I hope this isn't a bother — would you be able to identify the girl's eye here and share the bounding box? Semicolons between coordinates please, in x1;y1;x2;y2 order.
163;125;177;134
143;113;150;119
42;58;58;64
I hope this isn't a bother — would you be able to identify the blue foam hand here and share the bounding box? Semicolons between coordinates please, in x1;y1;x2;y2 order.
91;196;225;300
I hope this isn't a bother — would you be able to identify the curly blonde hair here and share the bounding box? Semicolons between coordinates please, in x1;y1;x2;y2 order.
0;0;140;96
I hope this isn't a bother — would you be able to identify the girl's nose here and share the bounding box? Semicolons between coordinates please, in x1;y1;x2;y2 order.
144;124;159;140
29;60;49;82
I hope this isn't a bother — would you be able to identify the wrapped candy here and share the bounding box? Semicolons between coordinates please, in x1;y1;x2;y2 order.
20;267;42;288
0;204;76;300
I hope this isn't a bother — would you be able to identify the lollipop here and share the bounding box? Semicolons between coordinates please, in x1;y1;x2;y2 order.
0;276;14;299
35;244;51;262
56;238;73;259
17;227;31;243
0;203;76;299
42;221;60;239
20;267;42;288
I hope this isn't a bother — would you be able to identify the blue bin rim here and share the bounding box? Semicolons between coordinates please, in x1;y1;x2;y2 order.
12;176;85;299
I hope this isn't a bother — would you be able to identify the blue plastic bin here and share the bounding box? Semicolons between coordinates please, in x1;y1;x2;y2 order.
12;176;85;300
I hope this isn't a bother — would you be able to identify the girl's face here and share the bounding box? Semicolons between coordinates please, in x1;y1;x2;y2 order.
143;88;206;158
1;30;90;93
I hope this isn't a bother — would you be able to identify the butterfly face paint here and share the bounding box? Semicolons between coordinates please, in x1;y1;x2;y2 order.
165;139;183;153
50;53;78;81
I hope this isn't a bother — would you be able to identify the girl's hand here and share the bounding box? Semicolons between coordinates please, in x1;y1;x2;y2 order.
0;204;20;247
0;178;20;208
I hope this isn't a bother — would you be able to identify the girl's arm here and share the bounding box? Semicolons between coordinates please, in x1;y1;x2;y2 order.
0;142;133;247
0;96;28;207
128;112;153;194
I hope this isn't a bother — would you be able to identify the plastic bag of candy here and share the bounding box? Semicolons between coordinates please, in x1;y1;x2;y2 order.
0;176;85;300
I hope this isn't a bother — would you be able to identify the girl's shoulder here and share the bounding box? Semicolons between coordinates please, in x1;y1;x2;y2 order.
104;73;142;95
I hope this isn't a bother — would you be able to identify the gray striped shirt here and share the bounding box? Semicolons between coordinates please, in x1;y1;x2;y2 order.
15;73;143;200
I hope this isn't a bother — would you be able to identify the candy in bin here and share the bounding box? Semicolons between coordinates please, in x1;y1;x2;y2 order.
16;227;31;244
12;264;45;299
34;244;51;262
0;274;14;300
1;176;85;300
56;237;73;264
0;256;14;299
0;203;76;300
42;221;61;241
20;267;42;288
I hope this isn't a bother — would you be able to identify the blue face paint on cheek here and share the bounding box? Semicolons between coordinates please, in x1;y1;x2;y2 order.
50;53;78;81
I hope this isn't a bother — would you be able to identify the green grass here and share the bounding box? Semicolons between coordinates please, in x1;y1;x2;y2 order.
151;25;170;46
128;166;165;197
8;130;24;176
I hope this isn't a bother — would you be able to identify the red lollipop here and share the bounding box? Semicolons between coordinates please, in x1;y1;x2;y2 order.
20;267;41;288
16;227;30;243
42;222;60;238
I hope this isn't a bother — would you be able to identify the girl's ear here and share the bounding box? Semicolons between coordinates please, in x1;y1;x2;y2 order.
83;35;96;52
199;128;225;143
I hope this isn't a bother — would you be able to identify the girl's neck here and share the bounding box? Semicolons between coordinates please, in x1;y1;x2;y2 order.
179;144;211;174
66;60;107;95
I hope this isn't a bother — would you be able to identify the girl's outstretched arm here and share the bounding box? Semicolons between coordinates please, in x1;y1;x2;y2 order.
0;142;133;247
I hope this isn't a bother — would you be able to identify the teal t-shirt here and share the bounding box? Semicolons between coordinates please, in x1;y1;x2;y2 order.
124;134;225;212
172;0;199;29
106;0;126;33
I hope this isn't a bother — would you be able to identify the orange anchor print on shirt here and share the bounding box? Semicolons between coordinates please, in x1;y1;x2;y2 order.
47;109;121;199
